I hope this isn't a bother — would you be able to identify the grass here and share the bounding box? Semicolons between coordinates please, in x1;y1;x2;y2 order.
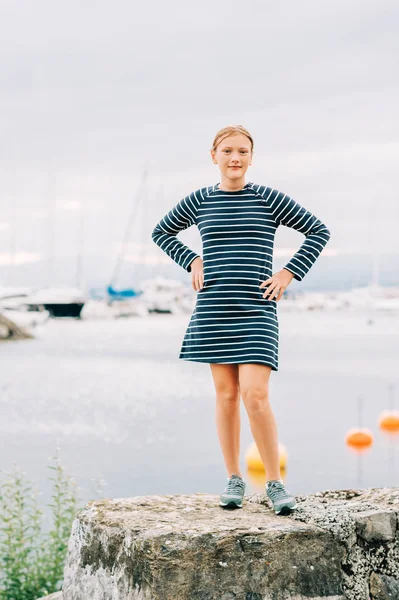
0;447;84;600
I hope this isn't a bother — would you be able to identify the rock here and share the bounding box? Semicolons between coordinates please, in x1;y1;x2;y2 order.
62;494;345;599
36;593;63;600
58;487;399;600
0;313;33;340
353;509;397;543
369;571;399;600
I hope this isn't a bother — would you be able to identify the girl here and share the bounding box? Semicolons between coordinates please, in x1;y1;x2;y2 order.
151;125;331;516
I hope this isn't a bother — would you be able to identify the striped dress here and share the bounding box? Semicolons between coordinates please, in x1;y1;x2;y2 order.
151;181;331;371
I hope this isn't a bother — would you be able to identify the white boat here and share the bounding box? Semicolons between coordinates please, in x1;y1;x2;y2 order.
0;286;33;308
1;307;50;330
338;285;399;312
0;284;87;318
372;297;399;313
140;276;194;314
24;286;87;318
0;285;50;337
81;297;148;320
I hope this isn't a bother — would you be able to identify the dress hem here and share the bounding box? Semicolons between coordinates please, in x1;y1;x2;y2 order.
179;356;278;371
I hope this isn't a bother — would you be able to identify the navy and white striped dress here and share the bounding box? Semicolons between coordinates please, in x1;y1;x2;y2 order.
151;181;331;371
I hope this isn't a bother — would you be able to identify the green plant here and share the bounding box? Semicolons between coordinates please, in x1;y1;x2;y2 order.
0;447;81;600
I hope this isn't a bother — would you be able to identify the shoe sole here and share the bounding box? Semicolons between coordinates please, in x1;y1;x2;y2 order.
275;503;298;515
219;500;244;508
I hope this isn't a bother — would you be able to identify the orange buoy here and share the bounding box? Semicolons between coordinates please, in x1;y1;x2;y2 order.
345;427;373;450
378;410;399;434
245;441;287;472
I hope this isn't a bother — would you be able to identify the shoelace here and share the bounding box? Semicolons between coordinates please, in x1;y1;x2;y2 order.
225;476;245;494
267;481;291;501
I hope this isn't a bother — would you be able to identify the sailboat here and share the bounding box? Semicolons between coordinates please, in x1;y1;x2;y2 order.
1;167;87;319
29;172;87;318
106;285;140;300
104;167;149;314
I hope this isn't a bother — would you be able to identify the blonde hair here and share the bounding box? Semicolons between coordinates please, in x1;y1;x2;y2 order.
211;125;254;153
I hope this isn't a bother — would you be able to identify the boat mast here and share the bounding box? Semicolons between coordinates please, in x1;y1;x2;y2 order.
46;169;56;288
75;181;85;290
7;142;17;286
109;165;149;288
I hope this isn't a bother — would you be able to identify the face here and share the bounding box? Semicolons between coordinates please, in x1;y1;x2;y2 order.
211;133;252;182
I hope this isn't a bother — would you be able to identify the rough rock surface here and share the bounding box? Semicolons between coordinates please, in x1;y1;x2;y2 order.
41;487;399;600
276;487;399;600
0;313;33;340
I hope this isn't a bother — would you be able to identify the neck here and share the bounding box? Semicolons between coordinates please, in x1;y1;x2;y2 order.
218;177;246;192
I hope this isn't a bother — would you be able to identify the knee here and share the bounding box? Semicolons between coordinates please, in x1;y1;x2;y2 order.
216;387;240;410
241;385;269;414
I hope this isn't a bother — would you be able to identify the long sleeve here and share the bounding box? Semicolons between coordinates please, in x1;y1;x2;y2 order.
261;187;331;282
151;188;202;273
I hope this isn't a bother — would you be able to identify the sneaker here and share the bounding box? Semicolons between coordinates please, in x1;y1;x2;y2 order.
266;480;298;515
219;474;246;508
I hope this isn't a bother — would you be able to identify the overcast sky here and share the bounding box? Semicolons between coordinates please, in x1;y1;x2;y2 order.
1;0;398;284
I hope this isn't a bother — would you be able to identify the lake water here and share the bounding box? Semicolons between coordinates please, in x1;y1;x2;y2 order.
1;308;398;513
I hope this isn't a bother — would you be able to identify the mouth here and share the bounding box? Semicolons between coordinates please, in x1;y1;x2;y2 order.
229;166;241;169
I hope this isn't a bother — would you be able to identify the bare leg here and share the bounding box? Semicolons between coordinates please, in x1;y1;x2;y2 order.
238;363;281;482
209;364;242;479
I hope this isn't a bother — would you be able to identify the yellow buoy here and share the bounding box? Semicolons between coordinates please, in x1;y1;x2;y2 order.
378;410;399;434
345;427;373;451
245;440;287;472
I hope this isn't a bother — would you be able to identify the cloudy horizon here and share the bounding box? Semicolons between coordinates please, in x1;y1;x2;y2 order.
1;0;398;287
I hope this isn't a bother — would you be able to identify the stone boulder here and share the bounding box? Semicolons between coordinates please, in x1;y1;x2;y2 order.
38;486;399;600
